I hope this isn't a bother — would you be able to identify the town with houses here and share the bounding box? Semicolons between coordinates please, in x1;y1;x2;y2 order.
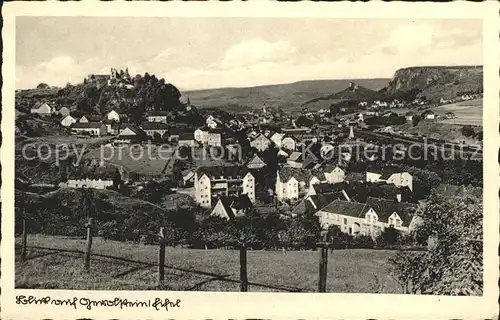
17;67;483;239
14;64;484;294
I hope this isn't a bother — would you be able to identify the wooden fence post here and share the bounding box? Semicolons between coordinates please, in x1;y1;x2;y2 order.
21;219;27;262
158;227;167;282
83;217;93;271
318;230;329;292
239;244;248;292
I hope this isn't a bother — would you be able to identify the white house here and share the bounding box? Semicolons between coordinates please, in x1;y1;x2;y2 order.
275;167;321;202
58;107;71;117
314;197;418;236
70;122;107;136
366;168;413;191
30;102;52;115
206;115;218;129
281;136;297;151
250;133;271;152
147;111;168;124
107;110;121;122
323;165;345;184
67;178;114;189
210;194;253;220
60;115;76;127
270;132;285;148
194;166;255;208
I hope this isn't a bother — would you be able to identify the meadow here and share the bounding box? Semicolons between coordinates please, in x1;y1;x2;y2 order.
433;98;483;126
84;144;174;177
15;234;402;293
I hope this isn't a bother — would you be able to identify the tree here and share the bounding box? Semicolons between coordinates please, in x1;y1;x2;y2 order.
389;192;483;295
112;168;122;190
461;125;475;137
37;83;50;89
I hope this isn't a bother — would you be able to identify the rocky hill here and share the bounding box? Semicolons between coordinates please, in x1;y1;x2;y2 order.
383;66;483;101
300;82;384;110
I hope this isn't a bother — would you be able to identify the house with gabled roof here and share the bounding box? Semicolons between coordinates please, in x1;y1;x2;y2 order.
246;154;266;169
270;132;285;148
211;194;253;220
30;102;52;115
250;133;271;152
281;135;298;151
275;167;323;202
60;114;77;127
366;166;413;191
314;197;418;236
80;115;103;123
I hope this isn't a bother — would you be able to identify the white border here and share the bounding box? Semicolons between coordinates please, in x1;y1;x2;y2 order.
2;2;499;319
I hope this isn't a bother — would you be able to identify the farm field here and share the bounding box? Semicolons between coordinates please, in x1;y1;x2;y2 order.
15;234;402;293
84;144;174;177
432;98;483;126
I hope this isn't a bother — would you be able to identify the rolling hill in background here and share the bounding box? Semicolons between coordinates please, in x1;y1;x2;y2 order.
184;79;390;112
300;84;384;110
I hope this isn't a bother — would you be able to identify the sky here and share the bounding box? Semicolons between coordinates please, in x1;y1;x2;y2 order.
16;18;482;91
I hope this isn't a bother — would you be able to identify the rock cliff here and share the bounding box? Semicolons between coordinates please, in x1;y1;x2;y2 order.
384;66;483;101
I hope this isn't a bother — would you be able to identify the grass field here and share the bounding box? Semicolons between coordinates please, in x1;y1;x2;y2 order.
16;235;402;293
432;98;483;126
84;144;173;177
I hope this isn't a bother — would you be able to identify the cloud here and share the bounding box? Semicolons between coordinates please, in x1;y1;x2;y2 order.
16;56;107;89
220;39;297;69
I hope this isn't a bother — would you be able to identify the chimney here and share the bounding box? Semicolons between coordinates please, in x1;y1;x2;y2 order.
396;194;402;202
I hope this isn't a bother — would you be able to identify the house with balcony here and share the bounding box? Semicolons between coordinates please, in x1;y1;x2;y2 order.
194;166;255;208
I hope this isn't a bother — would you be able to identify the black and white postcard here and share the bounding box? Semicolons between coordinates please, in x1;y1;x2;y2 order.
1;1;499;319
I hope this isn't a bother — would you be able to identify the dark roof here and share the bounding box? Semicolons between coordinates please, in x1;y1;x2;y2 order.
147;111;169;116
179;133;195;141
307;192;348;211
141;122;169;130
312;183;341;195
169;127;190;135
81;115;104;122
119;125;146;136
368;166;403;180
320;200;368;218
277;166;325;183
230;194;253;210
365;197;417;225
196;166;249;179
71;122;104;129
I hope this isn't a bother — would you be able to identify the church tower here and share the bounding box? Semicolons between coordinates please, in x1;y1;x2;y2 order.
348;126;354;140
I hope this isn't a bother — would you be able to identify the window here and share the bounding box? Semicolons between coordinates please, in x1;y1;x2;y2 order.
396;219;401;228
344;218;347;225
